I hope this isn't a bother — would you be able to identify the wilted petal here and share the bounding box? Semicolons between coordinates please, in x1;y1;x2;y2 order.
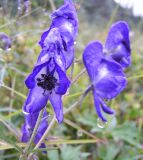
105;21;131;67
83;41;103;81
49;91;63;123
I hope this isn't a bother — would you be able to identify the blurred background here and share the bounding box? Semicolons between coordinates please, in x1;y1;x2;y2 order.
0;0;143;159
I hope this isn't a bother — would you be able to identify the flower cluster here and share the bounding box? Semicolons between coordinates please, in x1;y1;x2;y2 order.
22;0;78;146
83;21;131;122
21;0;131;150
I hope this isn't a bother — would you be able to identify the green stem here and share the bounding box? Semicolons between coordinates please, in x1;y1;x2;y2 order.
2;84;26;99
64;118;100;140
128;75;143;80
45;139;100;145
71;68;86;84
33;117;56;150
49;0;56;11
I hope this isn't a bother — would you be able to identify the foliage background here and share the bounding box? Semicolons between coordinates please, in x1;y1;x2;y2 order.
0;0;143;159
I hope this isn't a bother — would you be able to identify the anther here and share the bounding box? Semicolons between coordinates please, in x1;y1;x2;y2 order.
36;73;57;95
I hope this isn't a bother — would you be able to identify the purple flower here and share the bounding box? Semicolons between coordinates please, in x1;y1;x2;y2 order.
21;109;48;148
0;32;11;51
105;21;131;68
18;0;31;16
23;57;70;123
24;0;31;13
39;0;78;69
83;21;131;122
23;0;77;123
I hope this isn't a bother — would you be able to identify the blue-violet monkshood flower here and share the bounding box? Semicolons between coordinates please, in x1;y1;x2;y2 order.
83;21;131;122
23;0;78;123
21;109;48;148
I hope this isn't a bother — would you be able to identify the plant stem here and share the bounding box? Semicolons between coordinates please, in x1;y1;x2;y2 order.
20;109;45;160
2;84;26;99
28;117;56;159
71;68;86;84
34;117;56;150
128;75;143;80
49;0;56;11
64;118;99;140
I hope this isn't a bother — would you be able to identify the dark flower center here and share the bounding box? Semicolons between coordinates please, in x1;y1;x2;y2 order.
37;73;57;95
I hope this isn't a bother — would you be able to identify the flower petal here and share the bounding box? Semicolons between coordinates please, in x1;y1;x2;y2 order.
51;0;77;25
51;6;78;69
95;58;127;99
23;85;49;114
105;21;131;67
93;90;107;122
83;41;103;81
25;61;48;89
49;91;63;123
21;123;29;142
21;109;48;148
39;0;78;70
99;98;114;114
55;65;70;95
62;43;74;69
39;28;51;48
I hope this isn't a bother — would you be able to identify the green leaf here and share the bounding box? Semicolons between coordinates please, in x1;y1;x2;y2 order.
97;142;121;160
116;145;140;160
112;122;141;148
60;145;81;160
48;150;59;160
